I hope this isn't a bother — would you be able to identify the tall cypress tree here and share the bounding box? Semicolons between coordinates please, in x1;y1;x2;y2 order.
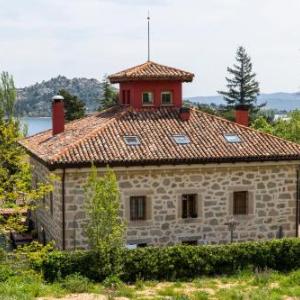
218;46;261;112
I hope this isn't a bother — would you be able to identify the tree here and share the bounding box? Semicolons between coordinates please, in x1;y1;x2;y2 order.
58;89;85;121
0;71;17;120
218;46;261;113
0;72;53;233
98;75;118;111
84;166;125;276
252;110;300;143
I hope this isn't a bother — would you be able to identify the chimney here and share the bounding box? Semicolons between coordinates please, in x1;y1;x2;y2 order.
235;105;249;126
180;107;191;121
52;95;65;135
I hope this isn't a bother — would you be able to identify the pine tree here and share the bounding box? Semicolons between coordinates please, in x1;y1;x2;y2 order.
98;75;118;111
58;89;85;121
218;46;261;112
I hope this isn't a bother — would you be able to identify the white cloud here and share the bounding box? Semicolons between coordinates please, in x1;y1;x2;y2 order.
0;0;300;95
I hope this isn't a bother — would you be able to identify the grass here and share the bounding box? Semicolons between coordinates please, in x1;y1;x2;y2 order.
4;266;300;299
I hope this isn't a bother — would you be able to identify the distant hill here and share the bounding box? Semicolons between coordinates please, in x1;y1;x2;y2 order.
16;76;300;116
16;76;104;117
188;92;300;111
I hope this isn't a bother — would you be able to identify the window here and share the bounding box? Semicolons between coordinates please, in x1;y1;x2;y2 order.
182;194;197;218
124;135;140;146
182;240;198;245
127;90;130;105
122;90;126;105
233;191;248;215
224;133;241;143
161;91;172;105
172;134;190;145
49;191;53;216
130;196;146;221
142;92;154;105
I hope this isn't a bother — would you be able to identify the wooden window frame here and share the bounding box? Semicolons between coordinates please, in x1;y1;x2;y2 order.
142;91;154;106
130;196;147;221
182;194;198;219
161;91;173;106
233;191;248;215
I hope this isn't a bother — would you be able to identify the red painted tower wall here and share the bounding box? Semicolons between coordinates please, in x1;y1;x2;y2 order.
119;80;182;109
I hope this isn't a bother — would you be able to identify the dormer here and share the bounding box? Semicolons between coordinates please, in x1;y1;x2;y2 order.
108;61;194;109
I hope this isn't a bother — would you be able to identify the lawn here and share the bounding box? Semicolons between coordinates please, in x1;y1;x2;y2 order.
3;268;300;299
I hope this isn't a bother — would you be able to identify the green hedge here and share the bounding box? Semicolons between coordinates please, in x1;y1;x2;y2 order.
41;238;300;282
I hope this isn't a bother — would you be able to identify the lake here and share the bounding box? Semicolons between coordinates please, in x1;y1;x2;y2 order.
21;117;52;136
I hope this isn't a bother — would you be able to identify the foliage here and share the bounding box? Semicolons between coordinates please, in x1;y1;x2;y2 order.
16;75;104;117
0;71;17;120
98;75;118;110
61;273;91;293
58;89;85;121
0;72;54;233
41;238;300;282
84;166;125;277
218;46;262;113
252;110;300;143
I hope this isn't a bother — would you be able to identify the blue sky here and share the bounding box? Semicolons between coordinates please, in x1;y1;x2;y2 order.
0;0;300;96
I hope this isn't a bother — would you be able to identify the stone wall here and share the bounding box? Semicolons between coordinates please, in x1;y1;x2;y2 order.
59;163;298;249
30;157;63;248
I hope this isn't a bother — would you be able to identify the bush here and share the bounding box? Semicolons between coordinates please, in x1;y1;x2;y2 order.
41;238;300;282
61;273;91;293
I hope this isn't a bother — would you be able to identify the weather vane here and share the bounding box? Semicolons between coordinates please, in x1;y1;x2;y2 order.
147;10;150;61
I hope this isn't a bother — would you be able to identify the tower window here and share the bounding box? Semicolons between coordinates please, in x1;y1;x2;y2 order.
161;91;172;105
142;92;154;105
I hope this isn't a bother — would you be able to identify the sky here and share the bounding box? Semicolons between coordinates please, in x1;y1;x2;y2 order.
0;0;300;97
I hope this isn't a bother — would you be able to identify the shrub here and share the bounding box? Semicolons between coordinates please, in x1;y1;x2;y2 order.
41;238;300;283
61;273;91;293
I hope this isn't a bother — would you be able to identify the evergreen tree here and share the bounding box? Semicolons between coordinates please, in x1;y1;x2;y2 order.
218;46;261;112
0;71;17;120
98;75;118;111
58;89;85;121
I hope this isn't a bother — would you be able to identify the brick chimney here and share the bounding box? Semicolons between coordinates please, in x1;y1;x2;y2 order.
52;95;65;135
235;105;249;126
180;107;191;121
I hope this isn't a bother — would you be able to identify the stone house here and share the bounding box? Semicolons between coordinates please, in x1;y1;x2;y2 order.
20;60;300;250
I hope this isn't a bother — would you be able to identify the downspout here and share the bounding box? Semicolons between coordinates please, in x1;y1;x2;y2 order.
296;169;300;237
62;168;66;250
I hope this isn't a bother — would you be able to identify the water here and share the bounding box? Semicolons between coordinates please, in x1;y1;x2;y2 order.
20;117;52;136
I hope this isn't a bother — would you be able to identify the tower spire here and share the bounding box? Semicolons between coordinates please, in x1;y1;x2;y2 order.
147;11;150;61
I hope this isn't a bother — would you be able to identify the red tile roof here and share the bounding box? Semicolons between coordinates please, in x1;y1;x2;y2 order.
19;107;300;170
108;61;194;83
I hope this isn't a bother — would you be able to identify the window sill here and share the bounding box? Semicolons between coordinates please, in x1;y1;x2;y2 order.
178;217;201;224
232;214;255;221
128;220;153;227
161;104;173;107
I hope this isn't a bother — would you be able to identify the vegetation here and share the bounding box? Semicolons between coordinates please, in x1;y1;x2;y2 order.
98;75;118;110
16;75;104;116
218;46;261;113
84;167;125;277
58;89;85;121
0;71;53;232
253;110;300;143
4;243;300;299
40;238;300;283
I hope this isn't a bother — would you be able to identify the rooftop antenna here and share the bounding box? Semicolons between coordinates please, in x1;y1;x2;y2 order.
147;10;150;61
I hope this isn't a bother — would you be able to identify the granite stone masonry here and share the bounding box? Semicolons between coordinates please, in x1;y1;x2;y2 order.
31;157;298;250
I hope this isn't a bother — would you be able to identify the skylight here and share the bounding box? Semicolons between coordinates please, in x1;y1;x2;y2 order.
124;135;140;146
224;133;241;143
172;134;190;145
